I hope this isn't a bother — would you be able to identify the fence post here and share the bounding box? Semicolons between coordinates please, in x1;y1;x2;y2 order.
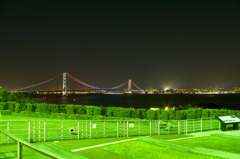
201;118;203;132
90;121;92;139
7;121;9;144
186;120;188;134
138;121;140;136
44;120;46;142
117;120;119;137
77;120;80;140
28;120;31;143
211;119;212;131
168;121;170;135
82;121;83;139
193;120;194;133
158;120;160;135
104;120;106;138
154;120;158;135
61;121;63;140
150;121;151;136
17;142;22;159
86;121;87;139
119;121;121;137
39;121;40;142
178;120;180;135
127;120;129;137
33;121;36;142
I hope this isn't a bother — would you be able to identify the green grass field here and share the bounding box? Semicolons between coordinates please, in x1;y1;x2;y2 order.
1;130;240;159
1;115;239;158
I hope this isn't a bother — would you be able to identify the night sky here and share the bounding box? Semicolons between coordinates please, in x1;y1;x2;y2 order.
1;1;240;90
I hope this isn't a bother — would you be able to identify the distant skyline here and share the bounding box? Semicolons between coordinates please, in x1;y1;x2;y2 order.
1;1;240;90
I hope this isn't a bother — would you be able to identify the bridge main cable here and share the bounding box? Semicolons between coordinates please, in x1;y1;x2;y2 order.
11;73;63;91
131;80;146;92
67;73;128;90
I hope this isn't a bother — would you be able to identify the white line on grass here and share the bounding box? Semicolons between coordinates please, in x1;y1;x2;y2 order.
167;135;210;141
71;138;138;152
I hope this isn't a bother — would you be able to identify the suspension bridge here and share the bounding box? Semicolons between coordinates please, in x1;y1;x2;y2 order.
11;72;145;95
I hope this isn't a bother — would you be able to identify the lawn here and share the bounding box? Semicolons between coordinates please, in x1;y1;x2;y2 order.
1;131;240;159
175;132;240;152
1;115;239;159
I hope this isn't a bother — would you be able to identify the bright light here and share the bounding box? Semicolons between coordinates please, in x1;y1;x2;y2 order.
150;108;159;111
165;106;169;110
164;88;169;91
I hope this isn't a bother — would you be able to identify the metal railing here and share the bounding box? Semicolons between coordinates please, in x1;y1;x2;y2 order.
0;118;220;144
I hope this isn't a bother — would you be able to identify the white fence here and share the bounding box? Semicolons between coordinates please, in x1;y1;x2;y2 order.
0;118;220;144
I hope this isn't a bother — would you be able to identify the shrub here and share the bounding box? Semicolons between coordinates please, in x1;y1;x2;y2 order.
147;110;156;120
186;108;197;119
0;110;13;115
168;110;175;120
59;104;67;114
226;109;236;116
0;102;7;110
219;109;228;116
106;107;115;117
26;103;36;112
140;109;147;119
101;107;106;116
15;103;21;113
209;109;220;118
112;107;120;117
68;114;81;120
75;105;85;115
20;111;33;117
234;110;239;116
236;110;240;118
202;109;209;118
74;115;93;120
156;109;169;120
20;103;27;111
176;110;186;120
50;104;60;114
51;113;67;119
94;115;105;120
94;107;102;116
196;108;202;119
35;103;51;114
132;109;141;119
85;106;102;116
118;108;132;118
66;104;76;114
6;102;17;111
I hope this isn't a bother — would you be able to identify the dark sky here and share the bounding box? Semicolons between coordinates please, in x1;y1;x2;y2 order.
1;1;240;90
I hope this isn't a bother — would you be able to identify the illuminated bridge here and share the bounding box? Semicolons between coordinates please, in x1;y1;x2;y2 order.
10;72;145;95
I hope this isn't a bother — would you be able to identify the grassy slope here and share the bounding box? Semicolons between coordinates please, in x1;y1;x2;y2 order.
101;140;222;159
2;133;240;159
1;115;240;159
176;135;240;152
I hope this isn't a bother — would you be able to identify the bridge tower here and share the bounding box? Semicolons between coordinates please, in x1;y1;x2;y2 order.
128;79;132;93
62;72;67;96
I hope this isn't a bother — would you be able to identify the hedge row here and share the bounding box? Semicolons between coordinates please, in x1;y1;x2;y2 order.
1;102;240;120
0;110;136;121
